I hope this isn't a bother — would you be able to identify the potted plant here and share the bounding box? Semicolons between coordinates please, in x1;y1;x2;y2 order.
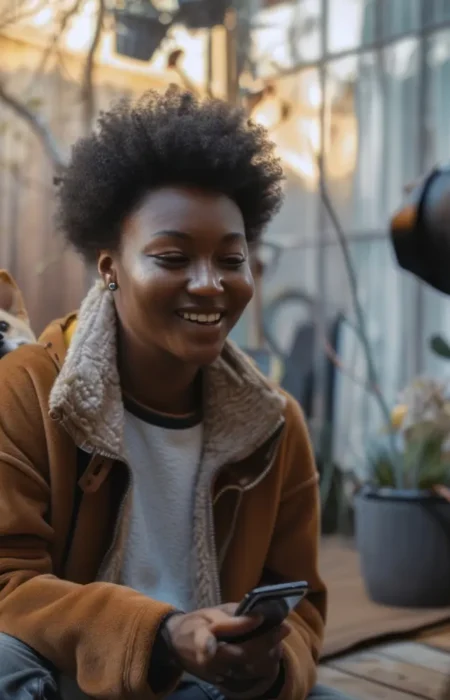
355;375;450;607
309;180;450;607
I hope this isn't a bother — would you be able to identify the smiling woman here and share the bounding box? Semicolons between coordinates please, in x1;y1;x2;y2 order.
0;86;352;700
104;187;254;387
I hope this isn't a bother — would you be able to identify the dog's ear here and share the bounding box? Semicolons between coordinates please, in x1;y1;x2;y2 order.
0;270;30;323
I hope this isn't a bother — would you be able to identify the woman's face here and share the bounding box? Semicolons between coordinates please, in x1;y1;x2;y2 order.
98;187;254;366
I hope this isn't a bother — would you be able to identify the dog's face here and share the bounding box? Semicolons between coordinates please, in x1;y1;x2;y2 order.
0;270;36;359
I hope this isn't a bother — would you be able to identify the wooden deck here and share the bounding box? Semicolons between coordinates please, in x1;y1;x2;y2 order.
318;624;450;699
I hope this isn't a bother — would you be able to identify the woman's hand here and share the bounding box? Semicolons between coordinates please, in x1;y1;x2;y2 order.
163;604;291;698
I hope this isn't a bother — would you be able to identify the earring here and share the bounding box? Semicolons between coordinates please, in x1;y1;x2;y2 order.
107;280;118;292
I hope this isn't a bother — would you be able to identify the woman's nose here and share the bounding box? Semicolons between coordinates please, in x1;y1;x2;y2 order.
186;263;224;296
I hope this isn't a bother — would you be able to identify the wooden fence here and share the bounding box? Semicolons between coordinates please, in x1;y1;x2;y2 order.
0;32;169;334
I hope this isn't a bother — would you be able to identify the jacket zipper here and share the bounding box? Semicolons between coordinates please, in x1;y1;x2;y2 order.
206;424;285;605
82;425;283;591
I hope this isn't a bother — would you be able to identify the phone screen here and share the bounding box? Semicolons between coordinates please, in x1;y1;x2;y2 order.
217;583;308;644
240;593;305;617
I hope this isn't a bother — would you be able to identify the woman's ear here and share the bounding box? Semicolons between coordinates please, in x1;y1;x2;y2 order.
97;253;114;283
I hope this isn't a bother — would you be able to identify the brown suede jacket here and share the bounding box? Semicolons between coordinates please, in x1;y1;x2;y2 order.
0;281;326;700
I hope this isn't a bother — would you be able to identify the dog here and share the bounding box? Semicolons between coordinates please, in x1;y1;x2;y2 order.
0;270;36;359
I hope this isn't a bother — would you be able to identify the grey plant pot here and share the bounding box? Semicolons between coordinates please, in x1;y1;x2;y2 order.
355;487;450;607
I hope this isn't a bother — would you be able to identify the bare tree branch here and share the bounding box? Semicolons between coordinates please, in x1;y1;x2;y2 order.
0;0;50;32
324;339;375;393
0;0;107;171
318;171;404;483
0;83;67;170
167;50;201;97
26;0;84;93
81;0;106;132
319;180;392;422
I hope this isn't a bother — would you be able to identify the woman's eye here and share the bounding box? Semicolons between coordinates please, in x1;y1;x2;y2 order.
152;253;188;266
222;256;245;267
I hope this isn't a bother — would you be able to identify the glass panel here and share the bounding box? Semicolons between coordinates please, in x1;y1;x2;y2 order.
250;0;322;78
381;0;421;39
261;245;319;358
382;38;421;219
423;0;450;27
233;242;318;372
260;69;321;244
292;0;323;63
329;238;417;478
326;0;377;54
425;30;450;166
323;52;383;234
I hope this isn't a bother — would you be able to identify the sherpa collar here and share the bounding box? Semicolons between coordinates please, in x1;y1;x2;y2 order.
49;280;286;472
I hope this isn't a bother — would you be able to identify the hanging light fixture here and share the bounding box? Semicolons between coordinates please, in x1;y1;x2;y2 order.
114;1;175;62
114;0;231;63
176;0;229;29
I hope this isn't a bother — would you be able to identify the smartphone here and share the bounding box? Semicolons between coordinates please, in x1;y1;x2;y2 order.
217;581;309;644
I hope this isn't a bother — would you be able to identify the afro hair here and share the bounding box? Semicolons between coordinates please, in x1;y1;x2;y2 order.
56;86;284;262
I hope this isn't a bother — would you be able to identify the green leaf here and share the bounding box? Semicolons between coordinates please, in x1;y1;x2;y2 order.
367;443;397;487
403;430;445;488
367;427;450;490
430;334;450;360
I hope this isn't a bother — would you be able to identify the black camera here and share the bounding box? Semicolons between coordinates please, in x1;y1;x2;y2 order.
390;166;450;295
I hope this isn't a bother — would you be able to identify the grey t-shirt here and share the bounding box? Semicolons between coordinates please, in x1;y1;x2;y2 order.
60;399;202;699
